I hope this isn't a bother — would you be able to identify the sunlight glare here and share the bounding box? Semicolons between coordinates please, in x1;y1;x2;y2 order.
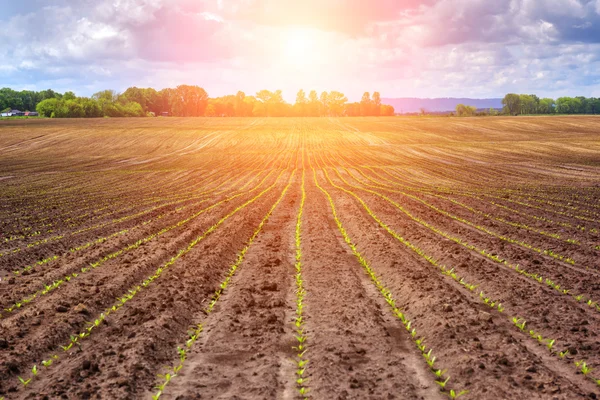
283;28;318;67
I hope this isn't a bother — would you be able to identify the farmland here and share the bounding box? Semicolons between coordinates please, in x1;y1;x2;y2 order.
0;116;600;399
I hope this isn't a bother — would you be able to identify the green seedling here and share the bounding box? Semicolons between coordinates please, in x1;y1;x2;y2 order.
296;349;308;358
436;377;450;389
424;349;432;360
152;391;162;400
434;369;447;378
177;347;186;362
295;335;307;344
18;376;32;387
559;350;569;359
32;364;38;376
546;339;555;351
512;317;526;331
427;356;437;369
296;359;309;368
447;389;469;399
296;377;309;386
576;361;591;375
298;387;309;395
60;343;73;351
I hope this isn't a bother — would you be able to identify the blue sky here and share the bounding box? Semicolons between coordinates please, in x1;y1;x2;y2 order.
1;0;600;100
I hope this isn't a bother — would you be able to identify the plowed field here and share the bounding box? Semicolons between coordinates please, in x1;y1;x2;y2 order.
1;116;600;400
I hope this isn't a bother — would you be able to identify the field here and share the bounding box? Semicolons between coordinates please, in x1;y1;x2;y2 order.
0;116;600;400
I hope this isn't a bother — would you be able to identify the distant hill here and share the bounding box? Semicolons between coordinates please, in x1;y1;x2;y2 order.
382;98;503;113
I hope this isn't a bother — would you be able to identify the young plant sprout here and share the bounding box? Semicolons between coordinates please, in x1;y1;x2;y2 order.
18;376;32;387
447;389;470;399
436;377;450;389
512;317;526;331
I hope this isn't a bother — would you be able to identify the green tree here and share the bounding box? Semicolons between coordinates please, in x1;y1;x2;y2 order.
372;92;381;116
170;85;209;117
36;98;59;117
294;89;307;116
556;97;582;114
502;93;521;115
327;91;348;116
345;102;361;116
588;98;600;114
538;98;555;114
455;104;476;117
380;105;395;116
256;89;286;117
205;104;217;117
320;91;329;116
234;91;246;116
307;90;320;116
360;92;372;116
81;99;103;117
63;91;77;101
519;94;538;114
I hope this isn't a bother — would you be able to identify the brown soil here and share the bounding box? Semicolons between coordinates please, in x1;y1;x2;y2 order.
1;116;600;400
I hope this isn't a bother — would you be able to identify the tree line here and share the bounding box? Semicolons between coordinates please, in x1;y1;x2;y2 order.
451;94;600;117
0;87;395;118
502;94;600;115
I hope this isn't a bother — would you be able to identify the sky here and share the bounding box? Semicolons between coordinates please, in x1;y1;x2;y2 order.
1;0;600;101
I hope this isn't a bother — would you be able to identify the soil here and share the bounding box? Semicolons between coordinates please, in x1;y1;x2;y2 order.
0;116;600;399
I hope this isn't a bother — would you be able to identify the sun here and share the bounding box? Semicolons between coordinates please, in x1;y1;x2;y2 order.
283;28;317;67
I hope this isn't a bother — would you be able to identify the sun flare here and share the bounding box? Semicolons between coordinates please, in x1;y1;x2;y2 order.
283;28;318;67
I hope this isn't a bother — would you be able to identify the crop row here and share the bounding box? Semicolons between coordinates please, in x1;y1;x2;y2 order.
0;170;241;249
13;169;288;392
152;169;295;399
7;168;270;276
0;169;278;318
292;165;309;398
309;158;468;398
314;159;600;393
324;162;600;319
364;165;600;244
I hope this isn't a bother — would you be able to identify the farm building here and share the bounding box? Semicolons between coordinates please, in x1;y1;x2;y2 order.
0;110;37;117
1;109;25;117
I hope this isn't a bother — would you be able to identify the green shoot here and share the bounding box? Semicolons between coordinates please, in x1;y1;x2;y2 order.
18;376;32;387
576;361;591;375
435;377;450;389
447;389;469;399
434;369;447;378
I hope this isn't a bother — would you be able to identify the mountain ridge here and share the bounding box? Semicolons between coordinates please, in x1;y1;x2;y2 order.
382;97;503;113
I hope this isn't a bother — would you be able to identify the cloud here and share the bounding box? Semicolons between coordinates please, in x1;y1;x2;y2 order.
1;0;600;99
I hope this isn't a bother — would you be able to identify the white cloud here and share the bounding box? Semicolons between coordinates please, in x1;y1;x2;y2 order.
1;0;600;99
